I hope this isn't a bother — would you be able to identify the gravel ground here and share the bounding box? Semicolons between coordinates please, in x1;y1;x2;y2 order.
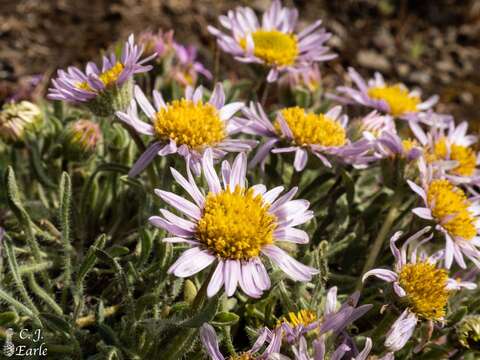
1;0;479;124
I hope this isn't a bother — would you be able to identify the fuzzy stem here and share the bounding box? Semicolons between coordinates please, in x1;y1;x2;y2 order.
356;194;401;291
222;326;237;356
28;273;63;315
4;236;39;315
59;172;73;309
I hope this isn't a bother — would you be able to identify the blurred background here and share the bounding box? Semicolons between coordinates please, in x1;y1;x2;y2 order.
1;0;479;123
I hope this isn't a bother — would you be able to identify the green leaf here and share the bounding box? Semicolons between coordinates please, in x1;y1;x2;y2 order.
40;313;71;335
211;312;240;326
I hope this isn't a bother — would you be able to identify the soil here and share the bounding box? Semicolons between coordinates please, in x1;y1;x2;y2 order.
1;0;479;124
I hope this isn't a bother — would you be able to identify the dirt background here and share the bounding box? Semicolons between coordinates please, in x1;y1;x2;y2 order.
1;0;479;123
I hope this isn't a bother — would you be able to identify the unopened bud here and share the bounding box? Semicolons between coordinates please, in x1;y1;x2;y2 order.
0;101;42;143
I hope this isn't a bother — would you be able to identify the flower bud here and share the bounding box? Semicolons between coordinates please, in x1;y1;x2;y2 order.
63;120;102;159
456;315;480;349
183;279;197;304
0;101;42;143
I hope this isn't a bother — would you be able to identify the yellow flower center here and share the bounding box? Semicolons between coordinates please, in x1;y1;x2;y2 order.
402;138;419;153
367;85;420;116
398;262;449;320
276;107;347;147
239;30;299;66
197;186;276;260
153;99;225;150
429;138;476;177
426;179;476;240
77;62;125;92
229;353;255;360
280;309;317;328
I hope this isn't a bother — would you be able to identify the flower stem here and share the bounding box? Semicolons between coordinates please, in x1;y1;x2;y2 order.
191;266;216;313
356;194;401;291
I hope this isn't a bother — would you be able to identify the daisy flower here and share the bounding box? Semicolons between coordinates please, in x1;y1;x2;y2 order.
115;83;255;177
408;160;480;268
208;0;336;82
363;228;476;352
357;111;422;162
200;323;282;360
279;287;372;344
0;101;43;143
48;34;156;117
172;43;212;86
335;68;438;119
240;102;370;171
410;118;480;184
149;149;318;298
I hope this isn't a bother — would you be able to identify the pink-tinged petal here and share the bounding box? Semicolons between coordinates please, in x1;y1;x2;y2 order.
207;261;225;298
229;152;247;189
134;85;156;118
224;259;241;296
362;269;398;283
200;324;225;360
148;216;194;237
275;113;294;139
271;146;298;154
389;231;403;266
250;328;269;354
209;83;226;109
446;278;477;290
274;228;309;244
262;186;284;204
393;283;407;297
162;237;199;245
153;90;166;110
219;102;244;120
412;207;433;220
385;310;418;352
115;108;154;136
128;141;164;177
262;245;318;281
445;235;454;269
251;184;267;196
154;189;201;220
294;148;308;171
170;167;204;207
331;344;350;360
263;67;278;81
168;247;215;277
325;286;337;315
356;338;373;360
270;187;298;211
325;105;342;120
239;262;263;298
407;180;427;203
252;258;271;290
193;85;203;103
159;209;196;232
453;241;467;269
202;149;222;194
158;140;177;156
409;120;428;146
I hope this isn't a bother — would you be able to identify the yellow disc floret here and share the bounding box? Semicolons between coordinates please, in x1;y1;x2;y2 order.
398;262;449;320
402;138;419;153
229;353;255;360
77;62;125;92
426;179;476;240
367;85;420;116
197;186;276;260
153;99;225;150
276;107;347;147
429;138;476;177
280;309;317;328
239;30;299;66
